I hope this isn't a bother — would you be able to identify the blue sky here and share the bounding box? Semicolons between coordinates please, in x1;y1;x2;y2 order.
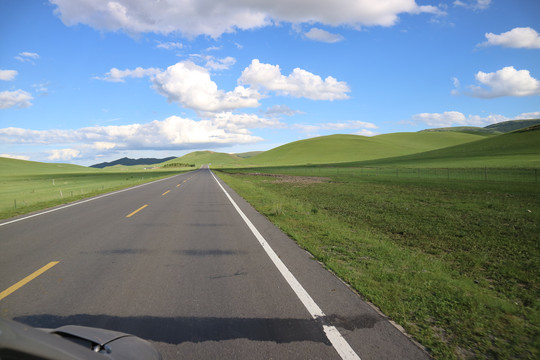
1;0;539;166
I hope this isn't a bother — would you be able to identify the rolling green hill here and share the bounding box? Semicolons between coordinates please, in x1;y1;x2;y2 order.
162;151;244;168
0;157;93;175
342;125;540;168
246;132;486;166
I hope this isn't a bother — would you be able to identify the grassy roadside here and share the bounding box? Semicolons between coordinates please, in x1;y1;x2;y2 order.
0;169;189;220
216;169;539;359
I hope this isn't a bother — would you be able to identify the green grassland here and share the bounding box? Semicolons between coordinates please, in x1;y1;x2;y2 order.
215;169;539;359
0;157;187;219
245;132;487;166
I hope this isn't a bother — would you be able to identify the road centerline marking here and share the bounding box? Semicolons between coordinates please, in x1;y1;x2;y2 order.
210;170;360;360
126;204;148;218
162;190;171;196
0;261;60;301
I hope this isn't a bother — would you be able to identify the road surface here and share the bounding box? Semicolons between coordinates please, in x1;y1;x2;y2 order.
0;168;429;359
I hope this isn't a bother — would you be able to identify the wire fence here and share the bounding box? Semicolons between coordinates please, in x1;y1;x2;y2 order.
233;166;539;183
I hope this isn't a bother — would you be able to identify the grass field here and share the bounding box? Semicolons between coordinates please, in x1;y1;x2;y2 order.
0;157;189;219
216;168;539;359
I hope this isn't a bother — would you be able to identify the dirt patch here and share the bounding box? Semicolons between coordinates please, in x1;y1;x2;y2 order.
244;173;329;185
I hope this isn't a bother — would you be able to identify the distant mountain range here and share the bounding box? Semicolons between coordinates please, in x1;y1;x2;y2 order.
90;156;176;168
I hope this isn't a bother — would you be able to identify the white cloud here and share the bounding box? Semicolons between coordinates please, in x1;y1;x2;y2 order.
0;114;282;159
156;41;184;50
0;70;18;81
0;90;34;109
265;105;303;116
467;66;540;98
239;59;350;100
411;110;540;128
96;66;161;82
0;154;30;161
50;0;441;38
304;28;344;43
454;0;491;10
15;52;40;63
48;148;81;161
294;120;377;134
204;56;237;71
514;111;540;119
152;61;261;112
480;27;540;49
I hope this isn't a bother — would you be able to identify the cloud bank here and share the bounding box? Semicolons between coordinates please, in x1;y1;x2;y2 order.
50;0;440;38
411;110;540;128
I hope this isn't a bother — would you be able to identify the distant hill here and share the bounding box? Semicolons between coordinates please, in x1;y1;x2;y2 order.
235;151;264;158
90;156;176;168
246;132;485;166
0;157;93;175
162;151;244;168
420;119;540;135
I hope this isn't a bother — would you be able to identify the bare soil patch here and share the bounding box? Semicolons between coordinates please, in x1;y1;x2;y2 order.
245;173;329;184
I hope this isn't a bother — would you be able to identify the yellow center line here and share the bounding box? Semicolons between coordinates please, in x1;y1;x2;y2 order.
176;184;181;187
0;261;60;301
126;204;148;218
162;190;171;196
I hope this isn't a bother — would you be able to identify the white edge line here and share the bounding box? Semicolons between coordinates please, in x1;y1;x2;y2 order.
210;170;361;360
0;173;186;227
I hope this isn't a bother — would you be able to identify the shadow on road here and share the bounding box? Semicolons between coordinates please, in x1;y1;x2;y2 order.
15;314;332;345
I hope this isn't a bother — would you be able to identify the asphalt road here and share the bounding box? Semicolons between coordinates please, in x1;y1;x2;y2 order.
0;168;430;359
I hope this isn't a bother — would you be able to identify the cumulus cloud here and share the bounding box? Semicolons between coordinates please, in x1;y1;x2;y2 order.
153;61;262;112
467;66;540;98
96;66;161;82
411;110;540;128
304;28;344;43
0;90;34;109
479;27;540;49
0;70;18;81
239;59;350;100
97;59;349;112
49;0;440;38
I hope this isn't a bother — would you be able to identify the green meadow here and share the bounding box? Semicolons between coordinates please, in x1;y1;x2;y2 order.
0;157;189;219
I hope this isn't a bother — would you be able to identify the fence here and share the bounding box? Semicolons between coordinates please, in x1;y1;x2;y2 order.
235;166;539;183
